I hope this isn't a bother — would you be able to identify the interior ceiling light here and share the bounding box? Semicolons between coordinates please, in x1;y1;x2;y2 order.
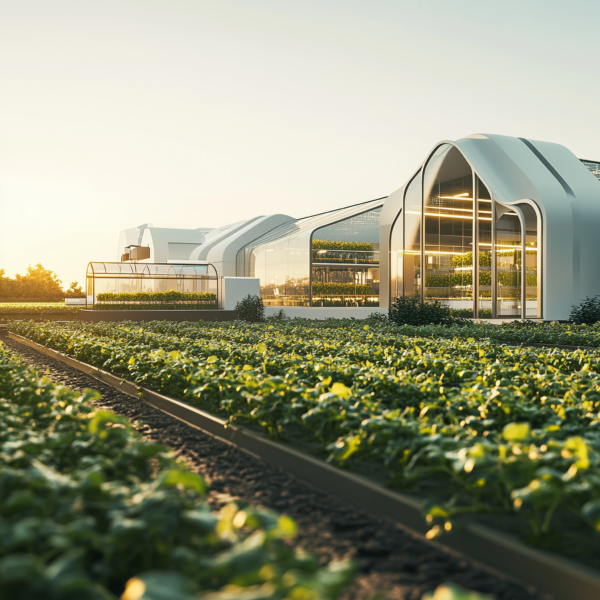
438;196;492;203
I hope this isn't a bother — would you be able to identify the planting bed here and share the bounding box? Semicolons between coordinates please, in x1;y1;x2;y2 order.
0;302;81;323
7;319;600;572
1;329;542;600
8;319;600;566
0;335;356;600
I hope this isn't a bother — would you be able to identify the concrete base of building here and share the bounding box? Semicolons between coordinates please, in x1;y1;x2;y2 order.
264;307;387;320
78;310;238;322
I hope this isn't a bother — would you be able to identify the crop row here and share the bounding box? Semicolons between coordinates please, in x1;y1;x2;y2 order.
0;302;80;314
9;319;600;569
96;291;216;302
0;340;355;600
92;303;218;311
311;283;374;296
425;272;537;288
311;240;374;252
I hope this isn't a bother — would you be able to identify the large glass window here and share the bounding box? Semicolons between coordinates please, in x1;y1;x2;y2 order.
311;207;381;307
388;144;541;319
520;204;539;318
477;178;493;318
403;173;422;299
239;201;383;307
423;145;473;310
496;211;522;317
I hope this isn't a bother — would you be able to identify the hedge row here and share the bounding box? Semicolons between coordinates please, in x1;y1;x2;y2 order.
425;272;537;288
96;291;216;302
312;283;375;296
311;240;375;252
93;303;218;311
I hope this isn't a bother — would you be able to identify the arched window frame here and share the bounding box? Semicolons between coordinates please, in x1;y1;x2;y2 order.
389;142;543;319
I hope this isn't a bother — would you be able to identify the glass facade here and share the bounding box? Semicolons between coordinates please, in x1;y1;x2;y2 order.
86;262;219;309
389;144;541;318
581;159;600;181
423;145;473;308
237;200;384;307
311;208;380;307
495;211;522;316
403;173;422;299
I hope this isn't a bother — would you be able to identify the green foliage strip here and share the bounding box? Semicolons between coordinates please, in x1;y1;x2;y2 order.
0;342;353;599
9;318;600;568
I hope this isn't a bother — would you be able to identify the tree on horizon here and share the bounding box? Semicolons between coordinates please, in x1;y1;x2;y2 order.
0;264;84;301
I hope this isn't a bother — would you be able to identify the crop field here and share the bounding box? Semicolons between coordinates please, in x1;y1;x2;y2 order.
0;302;80;314
0;303;81;323
0;341;354;600
9;318;600;572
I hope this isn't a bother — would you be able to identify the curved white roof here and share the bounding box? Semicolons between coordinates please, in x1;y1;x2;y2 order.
380;133;600;319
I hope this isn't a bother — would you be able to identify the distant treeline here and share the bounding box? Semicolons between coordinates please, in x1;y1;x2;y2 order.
0;264;85;301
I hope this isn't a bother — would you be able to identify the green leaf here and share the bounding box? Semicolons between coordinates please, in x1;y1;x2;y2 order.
256;343;267;355
564;436;590;469
502;422;530;442
122;572;196;600
161;469;208;496
330;382;351;399
582;499;600;531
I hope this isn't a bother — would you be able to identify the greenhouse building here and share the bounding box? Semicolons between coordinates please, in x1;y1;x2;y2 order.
116;133;600;320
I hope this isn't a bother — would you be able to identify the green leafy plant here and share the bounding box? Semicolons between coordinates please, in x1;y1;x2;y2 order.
570;295;600;325
389;296;455;326
0;302;81;323
235;294;265;323
311;239;374;252
97;291;216;302
312;282;374;296
95;291;217;310
451;251;492;268
266;308;290;322
0;342;354;599
9;318;600;569
422;583;495;600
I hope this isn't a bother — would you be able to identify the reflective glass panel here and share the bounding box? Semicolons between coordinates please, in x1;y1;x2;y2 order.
496;211;522;316
423;145;473;310
403;172;422;299
519;204;539;317
477;178;493;318
264;238;289;306
390;174;420;301
311;207;381;307
287;234;310;306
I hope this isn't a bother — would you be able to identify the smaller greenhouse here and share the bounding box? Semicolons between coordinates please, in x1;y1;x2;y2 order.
86;262;219;310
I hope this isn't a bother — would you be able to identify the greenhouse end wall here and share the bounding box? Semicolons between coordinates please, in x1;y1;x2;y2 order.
237;199;385;308
380;134;600;320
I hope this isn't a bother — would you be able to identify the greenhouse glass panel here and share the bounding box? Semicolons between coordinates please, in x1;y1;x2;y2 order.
423;144;474;309
403;171;422;300
311;207;381;307
477;178;493;318
238;199;384;307
496;212;522;317
86;262;219;310
519;203;540;318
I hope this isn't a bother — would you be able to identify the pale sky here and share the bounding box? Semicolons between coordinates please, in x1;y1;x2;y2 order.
1;0;599;288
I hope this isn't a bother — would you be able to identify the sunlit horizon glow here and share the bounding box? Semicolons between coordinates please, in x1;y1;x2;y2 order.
1;0;598;287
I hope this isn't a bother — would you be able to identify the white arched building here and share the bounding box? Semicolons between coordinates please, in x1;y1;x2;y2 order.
116;134;600;320
380;134;600;320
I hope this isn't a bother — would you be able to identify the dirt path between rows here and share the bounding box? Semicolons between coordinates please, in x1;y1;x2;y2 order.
1;331;544;600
